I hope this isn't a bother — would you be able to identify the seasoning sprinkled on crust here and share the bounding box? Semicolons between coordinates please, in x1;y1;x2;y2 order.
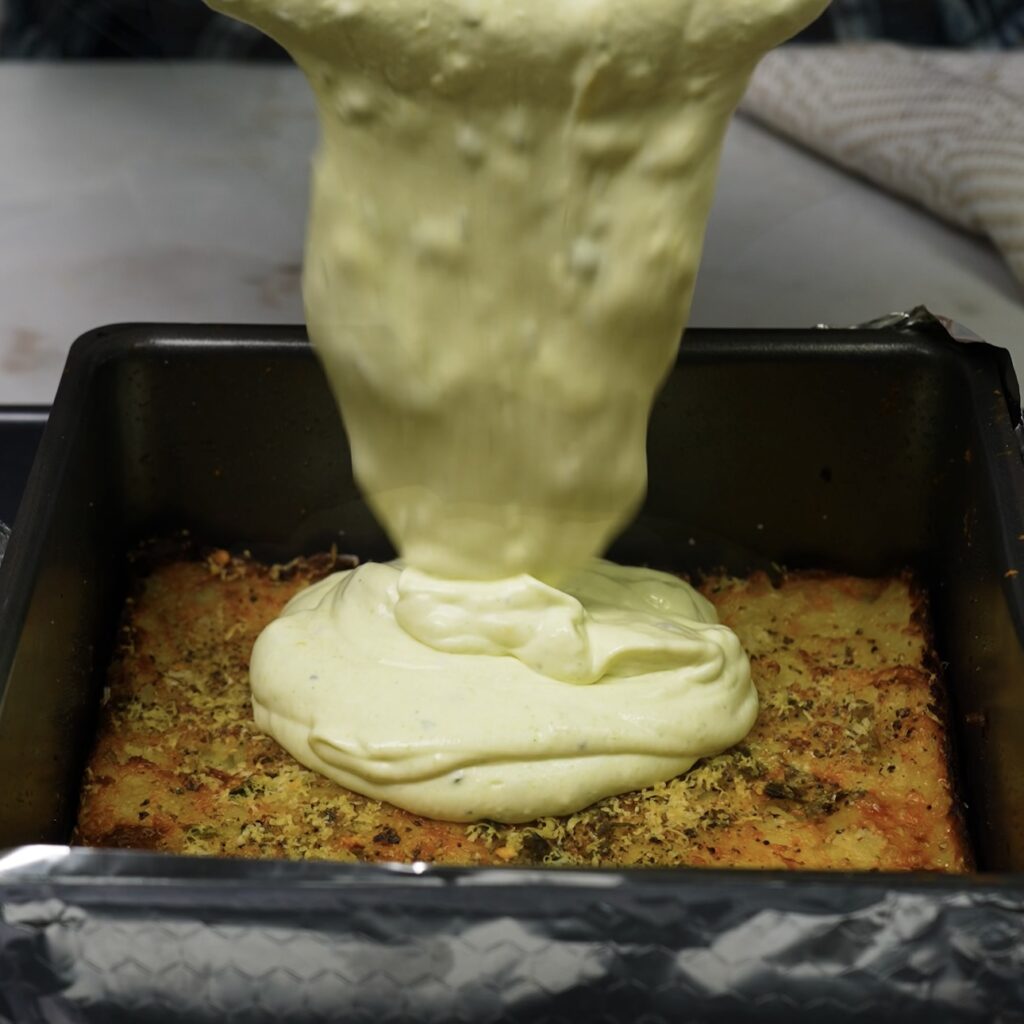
74;547;970;871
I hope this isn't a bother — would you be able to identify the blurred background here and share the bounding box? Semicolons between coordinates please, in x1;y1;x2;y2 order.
0;0;1020;408
1;0;1023;56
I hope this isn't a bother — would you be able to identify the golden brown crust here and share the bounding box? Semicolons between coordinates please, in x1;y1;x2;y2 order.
74;546;970;871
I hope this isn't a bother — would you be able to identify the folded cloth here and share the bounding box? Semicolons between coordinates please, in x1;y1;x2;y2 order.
741;44;1024;285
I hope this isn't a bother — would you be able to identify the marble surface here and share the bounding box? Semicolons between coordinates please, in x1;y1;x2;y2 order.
0;61;1021;405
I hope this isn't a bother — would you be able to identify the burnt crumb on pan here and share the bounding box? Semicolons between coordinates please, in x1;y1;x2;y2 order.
520;831;552;863
72;544;971;872
373;826;401;845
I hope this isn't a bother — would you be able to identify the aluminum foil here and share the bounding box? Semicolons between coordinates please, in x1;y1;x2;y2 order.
2;847;1024;1022
817;305;987;344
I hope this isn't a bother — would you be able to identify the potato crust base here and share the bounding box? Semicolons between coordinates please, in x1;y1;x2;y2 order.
74;544;969;871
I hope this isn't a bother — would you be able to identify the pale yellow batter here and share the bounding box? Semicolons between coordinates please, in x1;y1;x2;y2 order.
208;0;829;822
253;561;756;822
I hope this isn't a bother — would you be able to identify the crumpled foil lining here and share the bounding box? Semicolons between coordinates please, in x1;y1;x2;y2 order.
1;847;1023;1022
817;305;986;344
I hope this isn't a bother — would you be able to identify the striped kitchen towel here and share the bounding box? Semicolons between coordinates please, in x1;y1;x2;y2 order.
741;45;1024;284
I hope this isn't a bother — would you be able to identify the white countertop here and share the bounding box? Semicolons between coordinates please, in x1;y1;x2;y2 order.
0;61;1021;405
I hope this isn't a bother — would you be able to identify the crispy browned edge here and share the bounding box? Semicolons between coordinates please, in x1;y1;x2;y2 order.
73;535;973;871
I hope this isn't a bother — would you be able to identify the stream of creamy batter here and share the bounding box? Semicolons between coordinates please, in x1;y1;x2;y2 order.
208;0;828;822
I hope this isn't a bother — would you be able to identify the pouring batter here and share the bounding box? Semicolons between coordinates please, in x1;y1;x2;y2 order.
207;0;829;821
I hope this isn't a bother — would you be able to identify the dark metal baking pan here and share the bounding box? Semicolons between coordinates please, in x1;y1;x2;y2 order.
0;406;47;529
1;322;1024;1021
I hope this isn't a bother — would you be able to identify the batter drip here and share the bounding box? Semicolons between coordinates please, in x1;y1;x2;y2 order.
208;0;829;821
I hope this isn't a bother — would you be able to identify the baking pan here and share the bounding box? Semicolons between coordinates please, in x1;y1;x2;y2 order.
1;321;1024;1021
0;406;46;529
